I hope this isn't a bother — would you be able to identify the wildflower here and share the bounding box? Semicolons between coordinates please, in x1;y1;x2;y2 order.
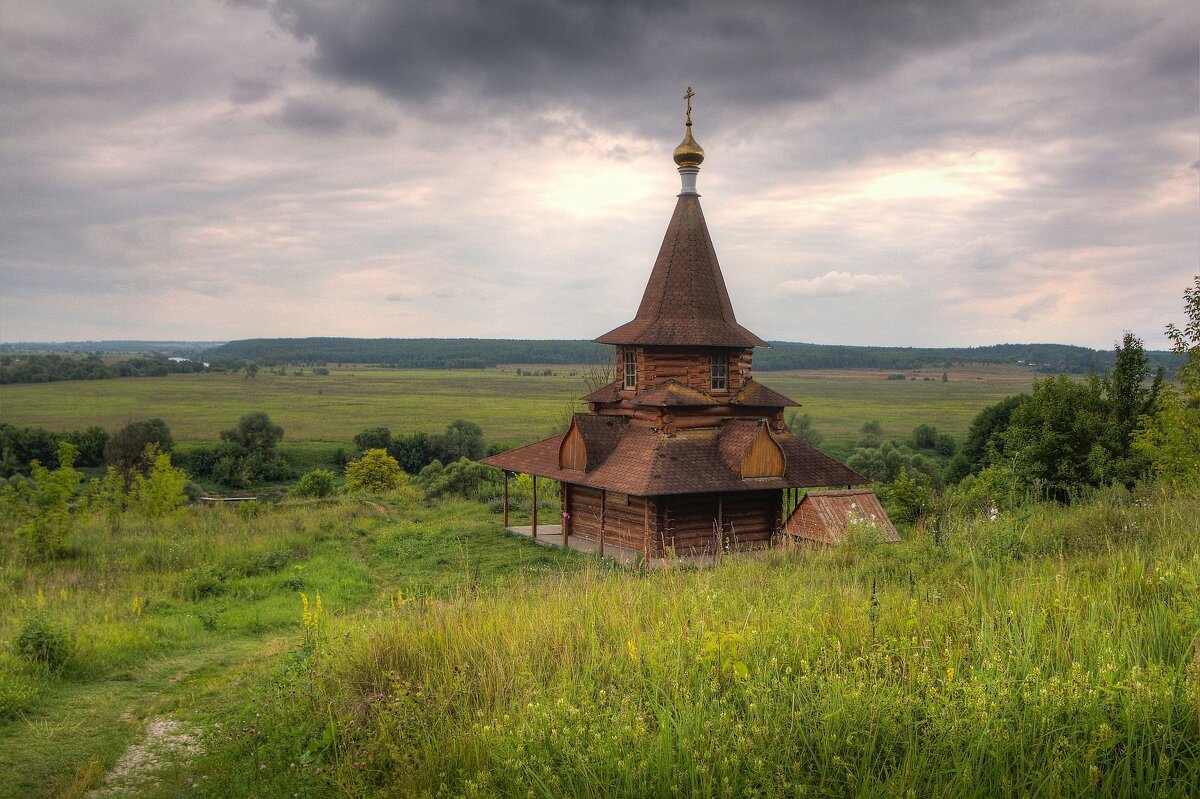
946;666;954;681
626;639;639;663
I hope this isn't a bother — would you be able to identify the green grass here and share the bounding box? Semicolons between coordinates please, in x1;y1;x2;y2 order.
0;493;581;798
183;488;1199;798
0;364;1033;451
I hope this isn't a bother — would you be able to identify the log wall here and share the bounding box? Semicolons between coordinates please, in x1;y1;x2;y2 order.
566;485;656;552
659;490;780;554
618;346;754;396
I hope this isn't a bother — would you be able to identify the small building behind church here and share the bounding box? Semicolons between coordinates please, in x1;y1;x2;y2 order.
483;92;892;558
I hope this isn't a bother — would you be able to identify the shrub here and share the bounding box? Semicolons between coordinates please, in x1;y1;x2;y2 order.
14;614;73;671
344;449;406;494
130;450;189;519
291;469;335;498
2;442;81;559
416;457;500;501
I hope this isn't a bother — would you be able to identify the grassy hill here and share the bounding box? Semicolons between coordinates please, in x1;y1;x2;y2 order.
0;488;1196;797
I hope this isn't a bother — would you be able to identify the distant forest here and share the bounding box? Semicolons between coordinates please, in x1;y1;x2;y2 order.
0;353;207;385
0;338;1185;384
207;337;1187;375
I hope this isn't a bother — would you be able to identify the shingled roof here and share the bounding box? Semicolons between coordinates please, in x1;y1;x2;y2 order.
595;194;768;348
582;378;797;409
482;420;864;496
783;489;900;544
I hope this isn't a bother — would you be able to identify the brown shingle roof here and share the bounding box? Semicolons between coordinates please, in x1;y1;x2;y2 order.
581;378;797;409
594;194;768;348
717;419;764;473
571;414;627;469
783;489;900;544
732;379;799;408
482;418;865;495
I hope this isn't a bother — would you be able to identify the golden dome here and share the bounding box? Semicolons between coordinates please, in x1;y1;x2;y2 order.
673;123;705;167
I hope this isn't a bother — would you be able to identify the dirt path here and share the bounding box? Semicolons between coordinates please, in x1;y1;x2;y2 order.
83;717;202;798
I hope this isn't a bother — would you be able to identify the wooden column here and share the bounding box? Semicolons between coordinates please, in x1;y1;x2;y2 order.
643;497;651;560
562;483;569;546
599;490;606;557
532;475;538;539
718;492;724;548
503;472;510;528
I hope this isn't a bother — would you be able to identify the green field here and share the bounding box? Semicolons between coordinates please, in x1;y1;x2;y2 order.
0;365;1034;449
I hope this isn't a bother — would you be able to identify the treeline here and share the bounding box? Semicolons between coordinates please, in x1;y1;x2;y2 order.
0;354;206;385
207;338;604;368
207;337;1186;375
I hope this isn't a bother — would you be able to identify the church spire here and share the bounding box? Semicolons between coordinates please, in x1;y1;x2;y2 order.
672;86;705;195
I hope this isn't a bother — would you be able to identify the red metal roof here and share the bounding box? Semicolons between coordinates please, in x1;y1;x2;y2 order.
782;489;900;544
595;194;768;348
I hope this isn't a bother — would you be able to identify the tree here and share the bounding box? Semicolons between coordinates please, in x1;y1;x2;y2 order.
857;420;884;449
1134;276;1200;486
946;395;1026;483
885;467;934;524
245;362;259;379
1093;333;1163;486
392;431;435;474
353;427;393;455
1;442;81;558
1003;376;1107;501
344;449;406;493
912;424;938;450
104;419;173;487
431;419;485;462
221;412;283;453
415;457;499;500
63;426;108;467
784;412;823;448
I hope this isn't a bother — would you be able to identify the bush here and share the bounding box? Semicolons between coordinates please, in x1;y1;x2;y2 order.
416;457;500;501
14;614;73;670
344;449;406;493
291;469;335;498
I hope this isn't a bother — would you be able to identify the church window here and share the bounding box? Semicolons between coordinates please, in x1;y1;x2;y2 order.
623;349;637;389
711;352;727;391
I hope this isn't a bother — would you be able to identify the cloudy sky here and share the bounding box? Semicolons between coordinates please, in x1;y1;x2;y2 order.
1;0;1196;348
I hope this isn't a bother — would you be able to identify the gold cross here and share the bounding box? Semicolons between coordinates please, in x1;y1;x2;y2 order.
684;86;694;124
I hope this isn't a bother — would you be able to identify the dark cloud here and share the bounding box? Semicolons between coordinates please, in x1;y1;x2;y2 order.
269;0;1015;129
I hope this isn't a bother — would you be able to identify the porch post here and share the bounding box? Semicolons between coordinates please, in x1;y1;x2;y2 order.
562;483;569;546
532;475;538;539
643;497;651;559
718;492;724;547
503;471;510;528
599;490;606;558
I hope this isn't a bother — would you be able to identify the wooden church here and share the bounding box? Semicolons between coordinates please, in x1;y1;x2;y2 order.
483;91;871;557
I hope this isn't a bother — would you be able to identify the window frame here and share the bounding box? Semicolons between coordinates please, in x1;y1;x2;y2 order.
710;351;728;392
623;348;637;390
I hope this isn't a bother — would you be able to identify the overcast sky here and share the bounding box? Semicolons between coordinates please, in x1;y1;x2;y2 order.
1;0;1196;348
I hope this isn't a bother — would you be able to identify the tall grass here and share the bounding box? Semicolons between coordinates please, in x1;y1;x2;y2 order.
199;489;1199;798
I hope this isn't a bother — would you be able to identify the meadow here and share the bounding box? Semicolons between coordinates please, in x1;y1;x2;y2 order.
0;487;1196;797
0;364;1034;451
